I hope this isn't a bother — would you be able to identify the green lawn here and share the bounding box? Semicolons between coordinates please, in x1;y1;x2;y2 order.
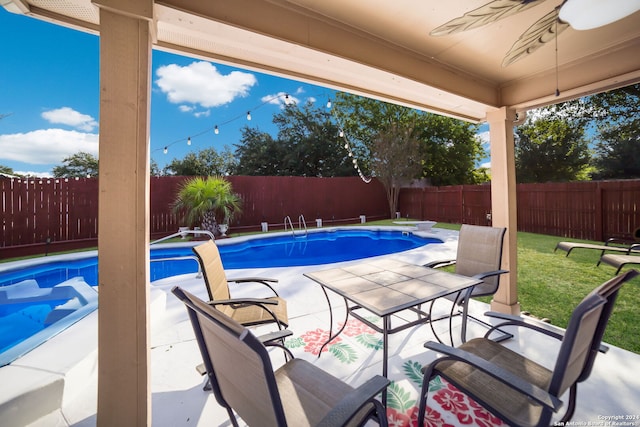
3;220;639;353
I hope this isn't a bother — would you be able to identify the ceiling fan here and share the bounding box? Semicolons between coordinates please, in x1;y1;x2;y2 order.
430;0;640;67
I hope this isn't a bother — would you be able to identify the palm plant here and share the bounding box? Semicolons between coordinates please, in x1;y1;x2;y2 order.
172;176;242;237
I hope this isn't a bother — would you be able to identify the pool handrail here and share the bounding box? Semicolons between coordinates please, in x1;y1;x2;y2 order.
150;229;214;279
150;229;215;245
284;215;308;238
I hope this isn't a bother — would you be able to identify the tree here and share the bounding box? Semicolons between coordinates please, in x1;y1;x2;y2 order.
0;165;17;176
275;102;354;177
592;123;640;179
332;92;485;186
233;127;287;175
537;84;640;180
372;123;423;218
589;84;640;179
515;115;591;183
234;102;354;177
52;152;99;178
417;114;486;186
172;176;242;237
164;146;236;176
150;159;163;177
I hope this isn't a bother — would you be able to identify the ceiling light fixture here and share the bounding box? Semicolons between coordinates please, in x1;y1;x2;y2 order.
559;0;640;30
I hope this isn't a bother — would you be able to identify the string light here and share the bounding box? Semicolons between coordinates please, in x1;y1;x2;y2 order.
153;91;372;183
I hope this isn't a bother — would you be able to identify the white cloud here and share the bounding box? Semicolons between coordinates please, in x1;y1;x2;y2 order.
0;129;98;165
155;61;257;108
194;110;210;118
179;105;194;112
13;170;54;178
42;107;98;132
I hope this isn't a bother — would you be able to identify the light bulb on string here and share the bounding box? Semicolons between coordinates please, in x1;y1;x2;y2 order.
246;111;252;121
187;137;191;146
326;99;332;109
163;147;168;154
214;125;219;134
339;129;344;138
284;94;290;105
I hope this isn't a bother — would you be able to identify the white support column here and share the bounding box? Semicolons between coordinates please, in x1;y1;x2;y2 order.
94;0;153;425
487;107;521;315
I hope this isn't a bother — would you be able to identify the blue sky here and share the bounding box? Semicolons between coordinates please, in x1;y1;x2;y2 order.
0;7;490;177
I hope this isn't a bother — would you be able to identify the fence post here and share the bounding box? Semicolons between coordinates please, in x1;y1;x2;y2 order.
595;182;603;241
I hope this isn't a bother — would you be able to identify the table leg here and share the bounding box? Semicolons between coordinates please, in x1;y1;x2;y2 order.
382;315;390;406
318;286;349;356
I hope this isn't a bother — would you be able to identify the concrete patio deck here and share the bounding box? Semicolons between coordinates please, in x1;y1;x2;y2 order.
9;227;640;426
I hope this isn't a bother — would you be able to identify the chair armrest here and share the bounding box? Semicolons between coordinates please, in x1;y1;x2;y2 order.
228;277;280;296
316;375;390;427
484;311;565;340
259;329;293;343
484;311;609;353
207;297;278;307
424;259;456;269
471;269;508;281
424;341;563;411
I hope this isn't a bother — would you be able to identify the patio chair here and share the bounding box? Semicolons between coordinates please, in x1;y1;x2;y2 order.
598;253;640;274
417;269;639;427
554;240;640;258
424;224;508;343
172;286;390;427
192;240;288;329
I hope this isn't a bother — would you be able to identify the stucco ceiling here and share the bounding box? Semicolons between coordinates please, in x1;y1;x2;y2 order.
4;0;640;122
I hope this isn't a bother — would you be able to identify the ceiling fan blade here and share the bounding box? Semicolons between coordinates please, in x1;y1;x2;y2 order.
559;0;640;30
502;9;569;67
430;0;544;36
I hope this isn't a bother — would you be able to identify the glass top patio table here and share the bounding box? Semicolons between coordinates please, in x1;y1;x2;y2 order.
304;257;482;397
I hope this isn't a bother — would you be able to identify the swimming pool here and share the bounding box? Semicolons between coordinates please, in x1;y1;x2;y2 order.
1;228;441;288
0;227;441;365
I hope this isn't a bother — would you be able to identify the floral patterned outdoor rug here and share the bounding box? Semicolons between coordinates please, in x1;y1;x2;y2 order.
285;318;506;427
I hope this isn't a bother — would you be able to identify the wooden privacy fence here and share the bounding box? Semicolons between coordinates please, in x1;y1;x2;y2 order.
398;180;640;242
3;177;639;258
1;176;389;258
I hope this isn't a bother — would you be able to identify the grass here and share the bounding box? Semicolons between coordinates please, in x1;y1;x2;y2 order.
3;219;639;353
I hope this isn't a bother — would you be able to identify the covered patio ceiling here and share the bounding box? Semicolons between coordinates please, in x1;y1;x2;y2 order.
4;0;640;122
3;0;639;425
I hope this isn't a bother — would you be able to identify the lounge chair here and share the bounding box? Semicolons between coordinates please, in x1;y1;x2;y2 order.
553;234;640;256
416;269;639;427
192;240;288;328
172;286;390;427
424;224;509;343
599;253;640;274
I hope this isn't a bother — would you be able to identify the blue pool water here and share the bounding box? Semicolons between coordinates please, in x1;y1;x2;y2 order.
0;228;440;364
1;229;441;289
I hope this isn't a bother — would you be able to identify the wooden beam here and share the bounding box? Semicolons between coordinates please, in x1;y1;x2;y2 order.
487;107;521;315
95;1;152;424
